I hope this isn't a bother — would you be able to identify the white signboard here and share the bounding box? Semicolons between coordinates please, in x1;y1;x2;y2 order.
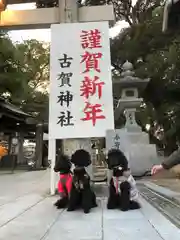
49;22;114;139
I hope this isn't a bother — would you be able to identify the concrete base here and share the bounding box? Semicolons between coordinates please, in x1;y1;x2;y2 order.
106;129;161;176
127;144;159;176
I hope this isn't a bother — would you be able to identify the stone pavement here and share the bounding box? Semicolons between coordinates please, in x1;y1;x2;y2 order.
151;178;180;194
143;181;180;204
0;170;180;240
142;169;180;203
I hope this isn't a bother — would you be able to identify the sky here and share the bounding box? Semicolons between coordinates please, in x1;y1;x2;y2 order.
7;3;129;43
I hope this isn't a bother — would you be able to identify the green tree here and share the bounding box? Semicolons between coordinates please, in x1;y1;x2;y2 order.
0;31;27;100
15;40;50;121
0;35;49;122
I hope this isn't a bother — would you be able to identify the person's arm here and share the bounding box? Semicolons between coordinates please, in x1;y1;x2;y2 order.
151;148;180;175
162;148;180;169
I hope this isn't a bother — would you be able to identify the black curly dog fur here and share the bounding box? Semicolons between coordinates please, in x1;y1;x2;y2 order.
106;149;141;211
53;154;72;209
67;149;97;214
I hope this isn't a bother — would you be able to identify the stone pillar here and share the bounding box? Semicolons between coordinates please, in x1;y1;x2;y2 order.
17;132;24;164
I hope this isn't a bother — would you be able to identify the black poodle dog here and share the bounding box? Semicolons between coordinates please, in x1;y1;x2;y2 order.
53;153;73;209
106;149;141;211
67;149;97;214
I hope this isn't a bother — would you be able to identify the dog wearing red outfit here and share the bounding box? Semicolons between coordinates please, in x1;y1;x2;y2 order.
54;154;73;209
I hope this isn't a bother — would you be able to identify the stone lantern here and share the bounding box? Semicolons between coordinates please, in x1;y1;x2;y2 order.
106;61;161;176
115;61;149;131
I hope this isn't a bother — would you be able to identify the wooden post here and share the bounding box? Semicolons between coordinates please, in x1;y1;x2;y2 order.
35;123;43;169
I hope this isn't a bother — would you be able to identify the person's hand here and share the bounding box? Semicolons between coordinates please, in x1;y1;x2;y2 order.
151;164;164;175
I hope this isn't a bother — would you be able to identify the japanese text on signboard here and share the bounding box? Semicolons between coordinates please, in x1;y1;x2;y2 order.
49;22;114;139
79;29;105;126
113;134;120;149
56;53;74;127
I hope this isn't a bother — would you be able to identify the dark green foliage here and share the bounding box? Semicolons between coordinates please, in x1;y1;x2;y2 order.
0;35;49;122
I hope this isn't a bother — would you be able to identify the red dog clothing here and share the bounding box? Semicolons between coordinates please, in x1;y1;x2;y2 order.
58;173;73;196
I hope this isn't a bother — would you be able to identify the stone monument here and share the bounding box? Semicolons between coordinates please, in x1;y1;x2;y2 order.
106;61;161;176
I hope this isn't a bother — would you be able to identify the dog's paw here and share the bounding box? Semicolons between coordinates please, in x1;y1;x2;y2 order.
84;209;90;214
129;201;141;210
54;202;59;207
107;203;117;209
54;200;61;207
67;207;75;212
120;207;129;212
57;205;64;209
